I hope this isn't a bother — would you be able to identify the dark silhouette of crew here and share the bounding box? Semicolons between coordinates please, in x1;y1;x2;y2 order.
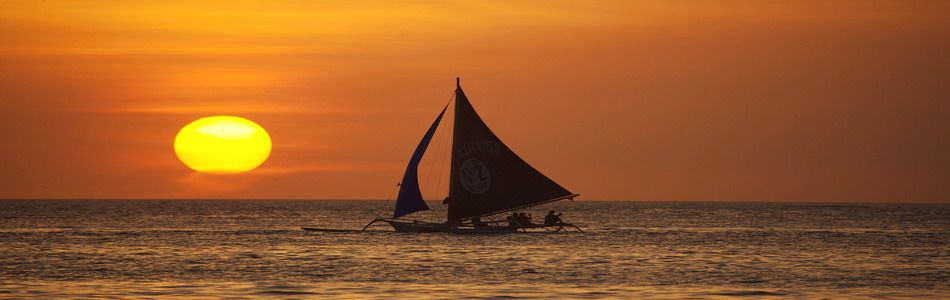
544;210;563;226
518;213;532;226
506;212;519;228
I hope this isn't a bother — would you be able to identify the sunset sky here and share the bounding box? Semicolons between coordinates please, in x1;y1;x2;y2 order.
1;1;947;202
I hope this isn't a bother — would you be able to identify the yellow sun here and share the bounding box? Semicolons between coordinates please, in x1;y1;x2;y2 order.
174;116;272;174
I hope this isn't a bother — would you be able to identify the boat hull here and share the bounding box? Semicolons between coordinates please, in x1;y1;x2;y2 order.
381;219;564;234
303;219;582;234
385;220;450;233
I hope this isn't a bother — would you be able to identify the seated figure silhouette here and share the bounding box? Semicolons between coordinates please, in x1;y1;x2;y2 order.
544;210;563;226
516;212;532;227
507;212;519;228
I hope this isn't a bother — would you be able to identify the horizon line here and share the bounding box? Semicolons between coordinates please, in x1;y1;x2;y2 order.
0;198;947;204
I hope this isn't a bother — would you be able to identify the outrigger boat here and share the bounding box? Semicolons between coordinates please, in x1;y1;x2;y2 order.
303;78;581;233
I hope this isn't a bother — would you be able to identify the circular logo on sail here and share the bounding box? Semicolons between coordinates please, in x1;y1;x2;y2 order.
459;158;491;194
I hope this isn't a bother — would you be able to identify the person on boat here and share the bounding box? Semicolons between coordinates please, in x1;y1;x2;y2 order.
507;212;519;228
544;210;563;226
516;213;532;227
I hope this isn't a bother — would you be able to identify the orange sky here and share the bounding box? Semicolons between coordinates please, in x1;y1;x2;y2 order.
1;1;948;202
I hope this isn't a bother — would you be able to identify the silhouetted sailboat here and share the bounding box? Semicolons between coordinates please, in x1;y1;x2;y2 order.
304;78;580;233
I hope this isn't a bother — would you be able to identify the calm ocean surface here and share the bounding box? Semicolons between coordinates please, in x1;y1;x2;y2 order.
1;200;947;299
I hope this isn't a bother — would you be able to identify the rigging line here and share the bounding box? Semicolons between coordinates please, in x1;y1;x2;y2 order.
420;125;440;199
433;91;455;199
376;170;401;218
387;182;399;200
432;94;454;198
421;91;456;199
377;181;400;217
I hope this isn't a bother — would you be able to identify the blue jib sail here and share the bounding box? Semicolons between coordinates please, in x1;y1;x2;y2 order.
393;105;448;218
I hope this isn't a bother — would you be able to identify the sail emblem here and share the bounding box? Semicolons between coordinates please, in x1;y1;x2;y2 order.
459;158;491;194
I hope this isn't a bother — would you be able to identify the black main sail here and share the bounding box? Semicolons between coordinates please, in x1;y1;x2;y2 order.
447;78;576;223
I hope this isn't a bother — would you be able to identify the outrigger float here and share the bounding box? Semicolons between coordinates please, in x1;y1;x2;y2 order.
302;78;582;234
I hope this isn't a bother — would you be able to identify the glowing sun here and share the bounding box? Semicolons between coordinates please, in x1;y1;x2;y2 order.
174;116;272;174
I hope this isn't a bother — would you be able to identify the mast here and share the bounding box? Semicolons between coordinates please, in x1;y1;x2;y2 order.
447;77;461;223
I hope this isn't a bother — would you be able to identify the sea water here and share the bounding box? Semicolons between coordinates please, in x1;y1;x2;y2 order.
1;200;947;299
